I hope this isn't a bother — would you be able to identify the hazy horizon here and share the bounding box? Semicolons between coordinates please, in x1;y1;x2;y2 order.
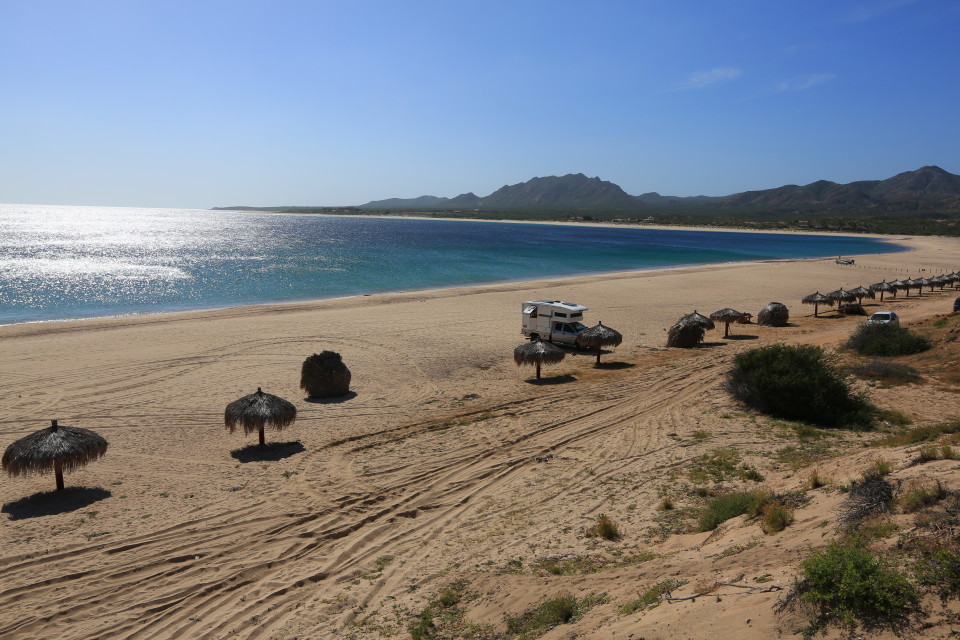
2;1;958;209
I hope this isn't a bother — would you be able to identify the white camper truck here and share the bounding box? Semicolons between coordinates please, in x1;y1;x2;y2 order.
521;300;589;345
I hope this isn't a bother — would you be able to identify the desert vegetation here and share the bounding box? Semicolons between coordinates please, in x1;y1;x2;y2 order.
726;344;874;428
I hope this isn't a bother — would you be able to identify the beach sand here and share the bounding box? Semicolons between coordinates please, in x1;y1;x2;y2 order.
1;234;959;639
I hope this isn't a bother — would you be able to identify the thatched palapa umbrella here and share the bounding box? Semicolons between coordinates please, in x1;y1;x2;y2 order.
710;308;745;337
757;302;789;327
225;388;297;447
514;339;565;379
902;277;920;296
576;321;623;364
666;316;705;348
2;420;108;491
848;286;875;306
827;288;856;307
869;280;896;301
301;351;351;398
802;291;832;317
917;276;934;293
889;279;908;297
681;310;715;331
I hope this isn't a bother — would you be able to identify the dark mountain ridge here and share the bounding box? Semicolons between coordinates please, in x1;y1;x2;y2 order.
355;166;960;213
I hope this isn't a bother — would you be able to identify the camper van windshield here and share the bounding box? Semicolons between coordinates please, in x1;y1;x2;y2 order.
572;322;587;332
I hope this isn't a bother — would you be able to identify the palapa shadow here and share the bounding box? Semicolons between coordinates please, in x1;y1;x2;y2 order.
698;341;729;348
594;361;635;370
230;441;305;463
2;486;111;520
724;335;759;341
303;391;357;405
525;374;577;386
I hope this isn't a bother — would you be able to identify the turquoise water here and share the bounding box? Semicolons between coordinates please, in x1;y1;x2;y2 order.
0;203;905;325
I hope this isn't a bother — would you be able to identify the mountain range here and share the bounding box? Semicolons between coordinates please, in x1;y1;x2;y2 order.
358;166;960;213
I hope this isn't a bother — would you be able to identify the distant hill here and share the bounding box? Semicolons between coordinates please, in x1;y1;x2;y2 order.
355;166;960;213
722;166;960;211
215;166;960;215
362;174;641;210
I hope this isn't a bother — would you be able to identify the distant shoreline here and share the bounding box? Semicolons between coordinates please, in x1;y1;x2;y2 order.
218;207;907;240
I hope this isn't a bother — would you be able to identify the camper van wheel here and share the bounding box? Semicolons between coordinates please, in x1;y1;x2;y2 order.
529;333;540;341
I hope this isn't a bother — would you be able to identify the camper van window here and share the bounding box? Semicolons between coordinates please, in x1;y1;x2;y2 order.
571;312;582;318
555;312;568;318
530;309;537;318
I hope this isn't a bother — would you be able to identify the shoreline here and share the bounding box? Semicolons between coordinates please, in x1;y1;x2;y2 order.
0;237;924;337
222;206;911;239
0;218;913;331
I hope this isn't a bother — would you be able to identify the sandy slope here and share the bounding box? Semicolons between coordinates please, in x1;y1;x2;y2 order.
1;234;959;640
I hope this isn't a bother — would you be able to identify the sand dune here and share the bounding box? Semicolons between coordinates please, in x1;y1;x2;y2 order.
2;234;959;639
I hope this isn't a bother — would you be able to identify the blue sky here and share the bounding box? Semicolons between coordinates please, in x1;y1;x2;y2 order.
1;0;958;207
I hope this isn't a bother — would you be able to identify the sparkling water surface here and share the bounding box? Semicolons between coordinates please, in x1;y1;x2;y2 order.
0;204;906;325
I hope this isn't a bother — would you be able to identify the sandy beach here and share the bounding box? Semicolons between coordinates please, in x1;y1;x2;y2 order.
2;234;959;640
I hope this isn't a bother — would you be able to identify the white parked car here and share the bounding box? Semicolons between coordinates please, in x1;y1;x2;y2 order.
867;311;899;326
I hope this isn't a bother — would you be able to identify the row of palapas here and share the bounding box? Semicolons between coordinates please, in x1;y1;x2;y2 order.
801;272;960;317
1;351;353;494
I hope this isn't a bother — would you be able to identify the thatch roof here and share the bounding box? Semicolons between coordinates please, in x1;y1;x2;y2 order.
2;420;108;478
681;310;715;330
757;302;789;327
826;288;856;304
513;339;565;366
802;292;832;306
709;308;745;323
301;351;352;398
667;317;705;348
575;322;623;349
869;281;895;293
848;286;875;300
224;388;297;435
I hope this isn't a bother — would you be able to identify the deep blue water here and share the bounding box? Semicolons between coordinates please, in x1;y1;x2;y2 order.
0;204;906;325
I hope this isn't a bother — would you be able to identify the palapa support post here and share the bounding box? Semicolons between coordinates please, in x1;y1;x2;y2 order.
535;362;541;379
50;420;65;491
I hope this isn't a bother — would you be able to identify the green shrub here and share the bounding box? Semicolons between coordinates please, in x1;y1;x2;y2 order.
726;344;874;429
586;514;621;541
799;543;919;630
852;359;921;384
761;503;795;534
899;479;947;513
408;608;435;640
506;593;608;637
847;322;932;357
807;469;830;490
698;491;769;532
916;547;960;600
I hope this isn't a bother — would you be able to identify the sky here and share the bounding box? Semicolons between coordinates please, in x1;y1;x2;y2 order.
1;0;958;208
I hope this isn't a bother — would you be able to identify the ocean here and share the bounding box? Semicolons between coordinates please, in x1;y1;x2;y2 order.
0;203;906;325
